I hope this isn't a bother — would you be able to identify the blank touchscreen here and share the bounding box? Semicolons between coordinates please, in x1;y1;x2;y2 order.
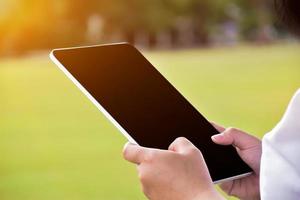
52;43;251;181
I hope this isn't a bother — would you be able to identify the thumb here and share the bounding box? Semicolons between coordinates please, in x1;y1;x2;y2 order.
211;127;259;150
123;143;148;164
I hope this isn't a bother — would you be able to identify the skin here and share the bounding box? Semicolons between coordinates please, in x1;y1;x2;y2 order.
122;1;296;195
123;1;298;197
123;137;223;200
123;123;262;200
211;122;262;200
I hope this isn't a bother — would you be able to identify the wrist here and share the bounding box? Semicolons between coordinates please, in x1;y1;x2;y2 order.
193;188;224;200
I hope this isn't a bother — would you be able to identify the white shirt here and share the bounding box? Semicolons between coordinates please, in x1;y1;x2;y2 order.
260;89;300;200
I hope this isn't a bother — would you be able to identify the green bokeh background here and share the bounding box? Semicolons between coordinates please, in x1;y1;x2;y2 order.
1;44;300;199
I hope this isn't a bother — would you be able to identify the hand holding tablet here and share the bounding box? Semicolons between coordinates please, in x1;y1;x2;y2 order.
50;43;252;183
123;137;224;200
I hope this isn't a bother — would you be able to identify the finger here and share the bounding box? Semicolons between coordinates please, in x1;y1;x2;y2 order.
123;143;148;164
123;143;168;164
219;181;234;195
211;127;259;150
168;137;196;154
210;121;226;132
211;133;230;145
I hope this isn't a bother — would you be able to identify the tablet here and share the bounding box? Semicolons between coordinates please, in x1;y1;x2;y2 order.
50;43;252;183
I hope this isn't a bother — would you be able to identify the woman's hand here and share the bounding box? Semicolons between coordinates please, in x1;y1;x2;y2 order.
123;137;224;200
211;122;262;200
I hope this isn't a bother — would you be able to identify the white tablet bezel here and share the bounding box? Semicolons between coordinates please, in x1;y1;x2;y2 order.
49;43;252;184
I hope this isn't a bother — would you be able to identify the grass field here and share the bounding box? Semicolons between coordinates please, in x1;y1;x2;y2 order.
0;44;300;200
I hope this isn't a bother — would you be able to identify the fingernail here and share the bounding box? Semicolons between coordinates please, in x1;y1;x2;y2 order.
211;134;223;141
124;142;129;149
123;142;133;151
124;142;136;149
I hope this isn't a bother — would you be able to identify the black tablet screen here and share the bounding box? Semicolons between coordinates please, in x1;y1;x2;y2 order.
52;43;251;182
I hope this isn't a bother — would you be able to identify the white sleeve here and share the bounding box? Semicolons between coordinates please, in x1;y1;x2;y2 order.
260;89;300;200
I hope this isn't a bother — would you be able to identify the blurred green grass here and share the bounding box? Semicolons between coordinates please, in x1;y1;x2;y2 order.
0;44;299;200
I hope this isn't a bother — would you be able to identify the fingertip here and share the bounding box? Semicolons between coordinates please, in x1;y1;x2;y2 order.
122;142;129;158
123;141;129;149
211;134;224;143
123;142;130;152
122;143;143;164
169;137;195;153
122;142;135;157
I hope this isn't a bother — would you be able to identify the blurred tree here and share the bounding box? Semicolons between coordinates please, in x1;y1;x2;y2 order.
0;0;284;56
